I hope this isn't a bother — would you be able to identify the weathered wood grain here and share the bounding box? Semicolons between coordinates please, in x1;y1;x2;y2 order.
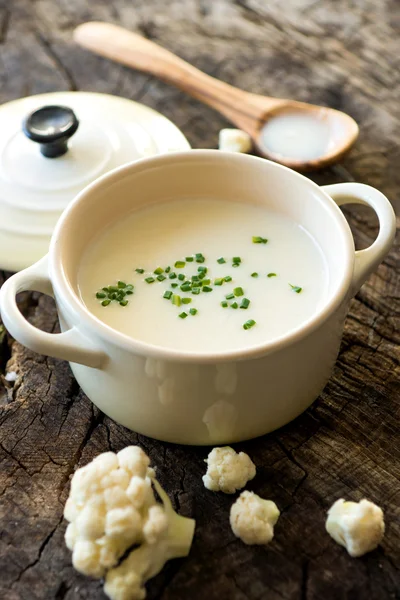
0;1;399;599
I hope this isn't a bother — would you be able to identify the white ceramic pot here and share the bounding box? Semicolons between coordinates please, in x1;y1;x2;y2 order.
0;151;395;445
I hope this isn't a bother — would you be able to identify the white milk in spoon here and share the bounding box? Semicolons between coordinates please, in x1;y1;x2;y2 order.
78;198;329;353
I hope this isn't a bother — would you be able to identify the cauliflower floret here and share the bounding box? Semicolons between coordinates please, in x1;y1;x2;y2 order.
230;491;280;545
326;498;385;557
64;446;195;600
203;446;256;494
218;128;252;153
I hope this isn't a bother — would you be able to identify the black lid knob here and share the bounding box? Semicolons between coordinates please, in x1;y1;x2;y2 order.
23;105;79;158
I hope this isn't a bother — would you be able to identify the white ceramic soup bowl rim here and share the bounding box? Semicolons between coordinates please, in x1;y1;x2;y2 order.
48;150;356;363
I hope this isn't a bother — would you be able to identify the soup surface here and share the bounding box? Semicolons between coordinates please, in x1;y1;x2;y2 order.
78;198;329;353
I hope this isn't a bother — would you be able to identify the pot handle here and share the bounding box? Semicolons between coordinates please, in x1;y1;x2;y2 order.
0;256;106;368
322;183;396;296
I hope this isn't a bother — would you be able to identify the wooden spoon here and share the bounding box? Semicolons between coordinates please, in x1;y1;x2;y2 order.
74;22;359;171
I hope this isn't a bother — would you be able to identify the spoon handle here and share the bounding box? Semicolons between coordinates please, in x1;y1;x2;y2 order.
74;22;275;131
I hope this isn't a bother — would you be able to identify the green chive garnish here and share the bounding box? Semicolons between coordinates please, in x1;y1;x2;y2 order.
180;283;191;292
175;261;185;268
186;256;194;262
251;272;258;278
119;300;128;307
240;298;250;309
192;288;200;295
243;319;256;330
157;275;166;282
202;286;212;292
96;292;106;299
233;257;241;264
198;266;207;273
217;257;226;264
154;267;163;275
214;278;224;286
192;281;201;288
101;299;111;306
289;284;303;294
172;294;181;306
179;312;188;319
165;266;171;273
231;302;238;309
171;283;178;288
221;301;228;308
198;272;206;280
234;287;244;297
118;281;126;288
267;273;277;278
195;253;205;263
252;236;268;244
192;275;199;282
135;268;144;274
201;279;211;286
224;276;232;282
169;272;177;279
182;297;192;304
178;273;185;281
126;290;134;295
225;293;235;300
189;308;197;315
145;277;155;284
163;290;173;299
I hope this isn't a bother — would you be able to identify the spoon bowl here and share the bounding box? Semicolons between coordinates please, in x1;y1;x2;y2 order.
74;22;359;171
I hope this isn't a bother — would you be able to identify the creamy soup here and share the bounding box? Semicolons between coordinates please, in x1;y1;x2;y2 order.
78;199;329;353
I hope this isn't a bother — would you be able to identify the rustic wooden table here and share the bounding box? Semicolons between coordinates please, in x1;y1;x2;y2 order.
0;1;399;599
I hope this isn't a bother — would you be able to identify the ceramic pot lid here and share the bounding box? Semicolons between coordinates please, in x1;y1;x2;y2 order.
0;91;190;272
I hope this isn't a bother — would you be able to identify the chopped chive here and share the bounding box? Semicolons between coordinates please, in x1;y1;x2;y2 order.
178;273;185;281
172;294;181;307
198;272;206;280
117;281;126;288
96;292;106;299
154;267;164;275
125;284;134;291
221;301;228;308
101;299;111;306
289;284;303;294
108;286;119;292
234;287;244;297
267;273;277;278
195;253;205;263
214;278;224;286
189;308;198;315
163;290;173;299
119;300;128;307
157;275;166;282
135;268;144;274
217;257;226;264
165;266;171;273
224;275;232;282
192;288;201;295
243;319;256;330
225;293;235;300
201;279;211;286
145;277;155;284
171;283;178;288
233;257;241;264
169;272;177;279
252;236;268;244
126;290;134;295
231;302;238;309
192;275;199;281
232;263;240;268
178;312;188;319
192;281;201;288
197;266;207;273
251;272;258;278
102;287;109;292
175;261;185;268
180;283;191;292
240;298;250;309
109;293;117;300
202;286;212;292
182;297;192;304
186;256;194;262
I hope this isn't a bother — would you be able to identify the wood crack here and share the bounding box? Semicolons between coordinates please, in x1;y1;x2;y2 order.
32;31;77;91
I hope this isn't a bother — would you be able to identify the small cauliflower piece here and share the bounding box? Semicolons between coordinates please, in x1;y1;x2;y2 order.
326;498;385;557
203;446;256;494
230;491;280;545
64;446;195;600
218;128;252;153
